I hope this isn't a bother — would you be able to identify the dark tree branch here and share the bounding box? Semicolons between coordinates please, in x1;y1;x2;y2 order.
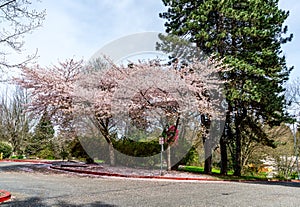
0;0;16;9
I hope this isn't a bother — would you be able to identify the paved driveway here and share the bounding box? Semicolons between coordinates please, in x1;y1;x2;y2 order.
1;162;300;207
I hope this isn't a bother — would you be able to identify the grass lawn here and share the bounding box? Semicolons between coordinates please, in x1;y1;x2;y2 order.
179;166;269;181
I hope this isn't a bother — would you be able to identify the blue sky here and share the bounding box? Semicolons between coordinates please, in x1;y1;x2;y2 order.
21;0;299;79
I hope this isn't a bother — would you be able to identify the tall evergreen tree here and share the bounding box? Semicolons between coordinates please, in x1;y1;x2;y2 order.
25;111;55;156
160;0;293;175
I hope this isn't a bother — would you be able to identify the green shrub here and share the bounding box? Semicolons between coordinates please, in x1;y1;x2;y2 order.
0;142;12;158
59;150;69;160
68;138;93;163
111;139;160;167
17;155;26;159
290;172;300;180
112;138;200;168
37;148;56;159
177;147;199;166
113;139;161;157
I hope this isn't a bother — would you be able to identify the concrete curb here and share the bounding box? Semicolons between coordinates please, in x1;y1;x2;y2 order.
0;159;52;164
51;166;300;183
0;190;11;203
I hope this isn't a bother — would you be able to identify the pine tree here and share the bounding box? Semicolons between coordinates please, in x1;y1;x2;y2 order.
160;0;293;175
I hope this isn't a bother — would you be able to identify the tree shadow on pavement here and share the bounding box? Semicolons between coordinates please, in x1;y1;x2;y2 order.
0;163;49;172
236;180;300;188
0;163;68;175
1;197;118;207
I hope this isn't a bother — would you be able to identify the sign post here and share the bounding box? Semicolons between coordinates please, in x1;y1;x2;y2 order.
159;136;164;175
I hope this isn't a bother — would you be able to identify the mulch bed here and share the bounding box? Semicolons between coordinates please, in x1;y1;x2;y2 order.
51;162;215;179
1;160;215;180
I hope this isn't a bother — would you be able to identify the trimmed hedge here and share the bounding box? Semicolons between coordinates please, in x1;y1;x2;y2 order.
112;138;199;168
113;139;161;157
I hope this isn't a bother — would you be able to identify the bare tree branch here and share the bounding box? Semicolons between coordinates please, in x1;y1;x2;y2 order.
0;0;16;9
0;0;45;69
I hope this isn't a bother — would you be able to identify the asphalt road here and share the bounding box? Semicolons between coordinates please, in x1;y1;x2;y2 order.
1;162;300;207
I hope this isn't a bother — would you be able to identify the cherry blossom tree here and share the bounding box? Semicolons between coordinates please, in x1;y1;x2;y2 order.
14;56;227;168
77;57;227;168
13;59;83;151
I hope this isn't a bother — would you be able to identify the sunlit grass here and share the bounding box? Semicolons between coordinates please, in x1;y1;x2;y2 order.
180;166;233;175
179;165;270;181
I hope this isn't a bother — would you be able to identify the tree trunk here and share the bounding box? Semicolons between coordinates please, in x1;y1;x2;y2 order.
166;147;171;171
233;130;242;176
220;106;232;175
204;137;212;174
108;142;115;166
220;135;228;175
201;113;212;174
233;107;246;176
167;116;180;171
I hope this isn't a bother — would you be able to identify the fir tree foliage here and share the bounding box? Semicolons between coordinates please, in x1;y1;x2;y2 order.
160;0;293;175
25;111;55;156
